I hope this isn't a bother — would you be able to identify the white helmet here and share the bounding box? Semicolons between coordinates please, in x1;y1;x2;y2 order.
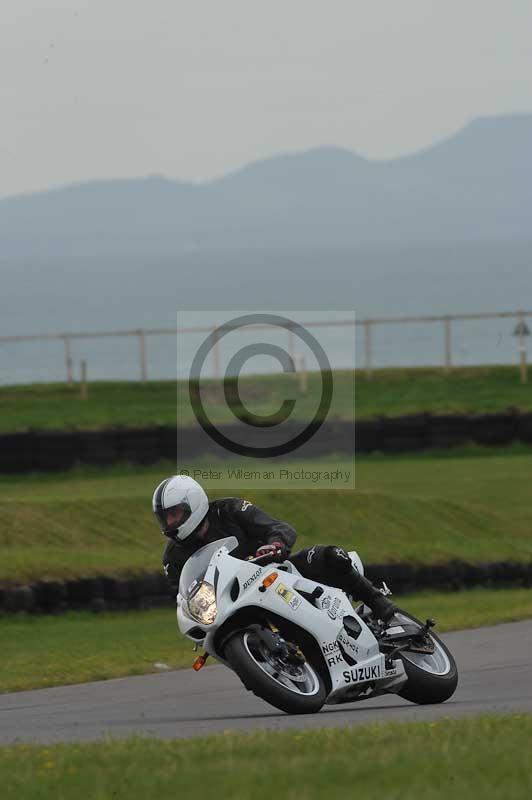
152;475;209;541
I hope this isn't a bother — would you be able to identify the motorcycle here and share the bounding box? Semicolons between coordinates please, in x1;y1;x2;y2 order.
176;536;458;714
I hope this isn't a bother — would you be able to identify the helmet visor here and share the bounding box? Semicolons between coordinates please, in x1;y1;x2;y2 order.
155;502;192;536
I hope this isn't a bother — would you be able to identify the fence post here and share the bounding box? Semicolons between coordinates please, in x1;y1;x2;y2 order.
287;326;295;371
137;330;147;382
63;336;73;384
212;326;220;380
80;360;88;399
298;355;308;393
518;312;528;384
364;320;373;380
443;316;452;374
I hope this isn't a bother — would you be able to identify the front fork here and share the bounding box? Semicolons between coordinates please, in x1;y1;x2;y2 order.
261;621;305;665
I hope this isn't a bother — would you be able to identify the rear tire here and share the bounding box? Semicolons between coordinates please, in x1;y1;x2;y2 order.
225;629;327;715
395;610;458;705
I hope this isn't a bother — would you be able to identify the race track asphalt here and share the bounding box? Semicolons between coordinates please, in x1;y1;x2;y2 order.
1;620;531;744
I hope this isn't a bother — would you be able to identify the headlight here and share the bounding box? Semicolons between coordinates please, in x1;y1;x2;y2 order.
188;582;217;625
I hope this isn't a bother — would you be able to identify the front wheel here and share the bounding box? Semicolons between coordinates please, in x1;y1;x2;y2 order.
394;610;458;705
225;629;327;715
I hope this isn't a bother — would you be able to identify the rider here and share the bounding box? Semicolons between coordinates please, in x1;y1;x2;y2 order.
153;475;397;622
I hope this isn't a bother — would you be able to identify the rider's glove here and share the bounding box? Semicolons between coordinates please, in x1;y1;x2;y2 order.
255;542;284;561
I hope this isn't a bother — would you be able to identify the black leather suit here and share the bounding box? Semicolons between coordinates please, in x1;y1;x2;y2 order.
162;498;386;613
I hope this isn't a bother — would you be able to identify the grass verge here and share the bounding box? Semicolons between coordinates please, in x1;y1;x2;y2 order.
0;715;531;800
1;447;532;585
1;365;531;432
2;587;532;694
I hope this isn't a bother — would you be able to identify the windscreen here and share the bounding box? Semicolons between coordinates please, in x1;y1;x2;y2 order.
178;536;239;598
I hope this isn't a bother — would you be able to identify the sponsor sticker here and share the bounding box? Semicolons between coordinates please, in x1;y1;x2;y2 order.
335;548;350;561
242;568;263;590
328;597;343;620
319;594;332;610
276;583;302;611
342;664;382;684
338;630;359;656
322;641;340;654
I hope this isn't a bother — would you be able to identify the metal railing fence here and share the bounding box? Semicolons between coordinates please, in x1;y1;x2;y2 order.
1;309;531;385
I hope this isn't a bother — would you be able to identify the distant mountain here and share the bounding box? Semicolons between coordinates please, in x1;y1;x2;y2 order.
1;113;531;257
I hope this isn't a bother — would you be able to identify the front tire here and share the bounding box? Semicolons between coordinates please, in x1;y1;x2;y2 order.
395;610;458;705
225;629;327;715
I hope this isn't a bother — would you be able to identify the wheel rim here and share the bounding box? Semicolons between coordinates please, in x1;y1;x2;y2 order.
242;632;321;696
395;613;451;676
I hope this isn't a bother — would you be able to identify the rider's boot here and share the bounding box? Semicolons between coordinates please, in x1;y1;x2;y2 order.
348;573;397;623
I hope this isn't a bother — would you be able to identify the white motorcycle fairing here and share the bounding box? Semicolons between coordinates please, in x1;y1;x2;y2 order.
176;537;407;704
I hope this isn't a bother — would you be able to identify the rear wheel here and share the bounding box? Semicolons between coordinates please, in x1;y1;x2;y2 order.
394;610;458;705
225;629;327;715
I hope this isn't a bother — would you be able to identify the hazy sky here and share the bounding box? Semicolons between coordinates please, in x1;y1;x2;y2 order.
3;1;532;197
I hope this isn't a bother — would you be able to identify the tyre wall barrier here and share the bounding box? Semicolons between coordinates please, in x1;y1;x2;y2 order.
427;415;471;449
0;433;35;473
0;411;530;473
378;414;429;453
0;572;174;614
469;413;518;447
78;431;121;466
1;560;531;615
517;412;532;444
32;432;81;471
